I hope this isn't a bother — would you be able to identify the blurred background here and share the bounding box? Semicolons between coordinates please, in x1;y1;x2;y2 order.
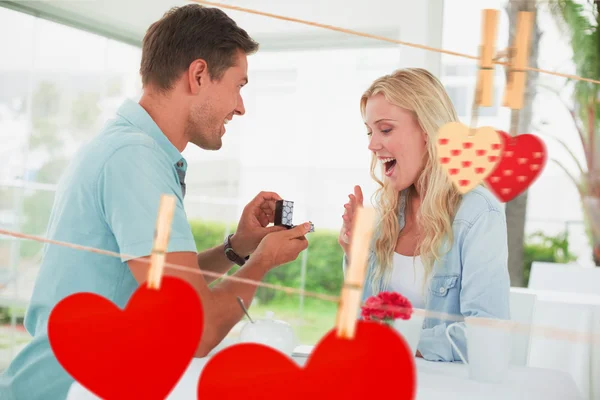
0;0;597;395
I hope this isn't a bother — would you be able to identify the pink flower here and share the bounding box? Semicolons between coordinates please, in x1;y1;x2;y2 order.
361;291;413;324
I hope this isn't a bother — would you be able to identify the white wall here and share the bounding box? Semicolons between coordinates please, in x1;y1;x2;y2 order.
231;0;446;230
176;0;592;264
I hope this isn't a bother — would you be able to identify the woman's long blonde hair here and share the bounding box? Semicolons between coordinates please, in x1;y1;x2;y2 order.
360;68;462;294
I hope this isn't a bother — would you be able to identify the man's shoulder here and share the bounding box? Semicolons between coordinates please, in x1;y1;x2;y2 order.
83;122;169;168
94;120;157;154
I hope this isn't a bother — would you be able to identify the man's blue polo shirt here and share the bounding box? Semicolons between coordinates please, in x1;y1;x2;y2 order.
0;99;198;400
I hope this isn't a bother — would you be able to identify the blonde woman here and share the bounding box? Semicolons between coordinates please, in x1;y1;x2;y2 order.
340;68;510;362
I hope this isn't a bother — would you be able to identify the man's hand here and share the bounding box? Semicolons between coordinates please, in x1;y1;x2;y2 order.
252;223;311;270
230;191;288;257
126;223;310;358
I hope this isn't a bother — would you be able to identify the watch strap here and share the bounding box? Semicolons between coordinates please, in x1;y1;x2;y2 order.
224;234;249;266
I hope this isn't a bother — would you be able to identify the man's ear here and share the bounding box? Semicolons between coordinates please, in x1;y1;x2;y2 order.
188;59;208;95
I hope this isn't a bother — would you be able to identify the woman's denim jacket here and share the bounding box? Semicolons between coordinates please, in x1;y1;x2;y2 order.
343;185;511;362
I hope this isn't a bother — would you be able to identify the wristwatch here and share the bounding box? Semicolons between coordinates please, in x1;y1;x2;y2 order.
224;233;249;266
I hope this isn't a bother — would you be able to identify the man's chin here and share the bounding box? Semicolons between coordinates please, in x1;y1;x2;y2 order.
200;143;222;151
192;137;222;151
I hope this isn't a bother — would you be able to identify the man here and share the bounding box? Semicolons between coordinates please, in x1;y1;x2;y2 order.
0;5;310;400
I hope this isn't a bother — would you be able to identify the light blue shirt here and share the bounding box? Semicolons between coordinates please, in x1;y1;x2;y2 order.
345;185;511;362
0;99;198;400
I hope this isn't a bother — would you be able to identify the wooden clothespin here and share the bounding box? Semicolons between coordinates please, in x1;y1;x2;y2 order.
502;11;534;110
147;194;177;290
335;206;376;339
475;9;499;107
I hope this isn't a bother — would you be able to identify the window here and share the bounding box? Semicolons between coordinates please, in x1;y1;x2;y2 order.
445;85;470;117
443;64;476;76
0;6;143;371
439;0;591;270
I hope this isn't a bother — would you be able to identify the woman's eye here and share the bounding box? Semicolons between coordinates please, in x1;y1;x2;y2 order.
366;131;372;136
381;129;392;134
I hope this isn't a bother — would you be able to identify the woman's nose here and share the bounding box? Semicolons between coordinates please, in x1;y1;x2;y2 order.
368;135;381;152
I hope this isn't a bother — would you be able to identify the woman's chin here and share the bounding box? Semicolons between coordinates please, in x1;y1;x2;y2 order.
387;177;410;193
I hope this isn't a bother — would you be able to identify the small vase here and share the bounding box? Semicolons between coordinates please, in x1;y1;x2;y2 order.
392;313;425;356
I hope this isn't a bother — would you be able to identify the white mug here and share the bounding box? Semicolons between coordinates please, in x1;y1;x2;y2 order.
238;312;298;356
392;311;425;356
445;316;514;383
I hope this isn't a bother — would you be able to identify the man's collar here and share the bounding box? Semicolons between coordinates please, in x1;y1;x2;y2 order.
116;98;185;167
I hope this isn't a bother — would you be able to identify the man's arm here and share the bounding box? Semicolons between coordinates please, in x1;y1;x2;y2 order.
128;223;309;357
195;234;247;285
99;145;304;356
128;251;267;357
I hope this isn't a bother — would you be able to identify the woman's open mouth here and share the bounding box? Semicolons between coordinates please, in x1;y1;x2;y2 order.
381;157;396;177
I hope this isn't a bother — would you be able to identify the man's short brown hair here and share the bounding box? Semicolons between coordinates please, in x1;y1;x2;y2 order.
140;4;259;91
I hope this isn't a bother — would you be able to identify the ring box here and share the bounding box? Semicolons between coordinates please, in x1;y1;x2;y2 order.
274;200;314;232
275;200;294;228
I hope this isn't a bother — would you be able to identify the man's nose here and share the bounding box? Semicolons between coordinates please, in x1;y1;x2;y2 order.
235;94;246;116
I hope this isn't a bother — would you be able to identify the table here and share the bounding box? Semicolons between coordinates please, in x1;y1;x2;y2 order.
67;346;583;400
510;288;600;400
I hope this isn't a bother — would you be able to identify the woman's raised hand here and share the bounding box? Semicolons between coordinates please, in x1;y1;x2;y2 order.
338;185;364;255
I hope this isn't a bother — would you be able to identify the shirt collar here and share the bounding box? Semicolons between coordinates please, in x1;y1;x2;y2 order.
116;98;186;167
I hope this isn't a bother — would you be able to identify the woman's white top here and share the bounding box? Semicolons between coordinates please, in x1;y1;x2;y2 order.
389;253;426;309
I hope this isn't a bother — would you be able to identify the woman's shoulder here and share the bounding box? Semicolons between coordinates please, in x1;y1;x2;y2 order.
453;185;505;225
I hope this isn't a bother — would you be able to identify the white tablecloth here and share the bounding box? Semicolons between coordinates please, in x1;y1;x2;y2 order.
67;348;583;400
511;288;600;400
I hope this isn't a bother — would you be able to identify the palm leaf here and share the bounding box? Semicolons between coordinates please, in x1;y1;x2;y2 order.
548;1;600;88
547;0;600;183
541;132;587;177
536;82;592;166
551;158;585;196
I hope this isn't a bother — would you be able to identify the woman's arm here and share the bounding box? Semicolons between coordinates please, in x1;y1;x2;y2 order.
417;208;511;362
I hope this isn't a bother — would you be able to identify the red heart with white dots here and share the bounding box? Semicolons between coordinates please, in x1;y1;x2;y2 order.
436;122;504;193
484;131;547;202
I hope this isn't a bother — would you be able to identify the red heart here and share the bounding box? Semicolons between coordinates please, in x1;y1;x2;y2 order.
197;321;416;399
484;131;547;202
48;276;203;400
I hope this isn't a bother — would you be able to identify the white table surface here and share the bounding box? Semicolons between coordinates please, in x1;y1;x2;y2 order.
67;345;583;400
511;288;600;400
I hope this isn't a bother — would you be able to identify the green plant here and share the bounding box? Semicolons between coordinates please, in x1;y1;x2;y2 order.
190;220;582;299
188;220;345;304
545;0;600;265
522;230;578;286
